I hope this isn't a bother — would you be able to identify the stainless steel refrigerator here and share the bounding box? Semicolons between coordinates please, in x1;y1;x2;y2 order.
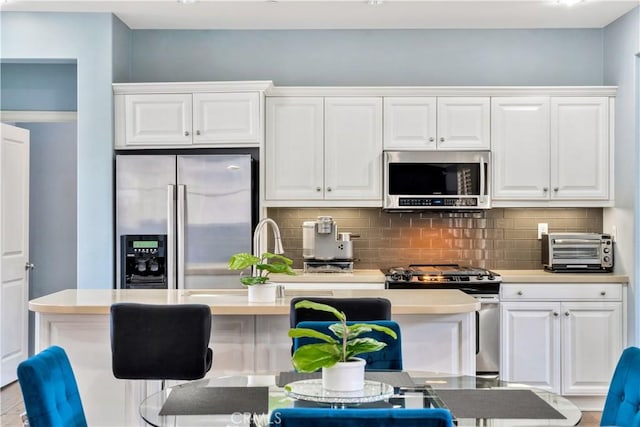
115;154;253;289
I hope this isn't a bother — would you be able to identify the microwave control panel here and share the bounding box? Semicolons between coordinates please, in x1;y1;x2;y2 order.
399;197;479;207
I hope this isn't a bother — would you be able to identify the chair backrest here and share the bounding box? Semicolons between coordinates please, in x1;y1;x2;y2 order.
270;407;453;427
293;320;403;370
601;346;640;427
110;302;213;380
290;297;392;328
17;345;88;427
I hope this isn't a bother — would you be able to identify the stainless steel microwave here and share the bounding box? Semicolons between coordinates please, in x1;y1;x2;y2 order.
383;151;491;210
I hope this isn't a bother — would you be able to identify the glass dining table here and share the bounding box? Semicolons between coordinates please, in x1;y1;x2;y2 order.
139;371;583;427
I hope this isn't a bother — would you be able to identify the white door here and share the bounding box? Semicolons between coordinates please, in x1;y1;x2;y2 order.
1;123;30;387
383;97;437;150
561;302;622;395
550;97;609;200
324;97;383;201
500;302;561;393
193;92;260;144
491;97;550;200
436;97;490;150
265;97;324;200
124;93;192;146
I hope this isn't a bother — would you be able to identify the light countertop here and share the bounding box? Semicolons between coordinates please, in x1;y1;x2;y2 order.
273;269;629;284
28;288;479;316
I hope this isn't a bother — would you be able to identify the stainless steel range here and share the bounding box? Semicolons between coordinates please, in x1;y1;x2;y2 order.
384;264;501;376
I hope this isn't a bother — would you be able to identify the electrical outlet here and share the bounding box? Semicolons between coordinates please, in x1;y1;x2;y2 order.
537;223;548;240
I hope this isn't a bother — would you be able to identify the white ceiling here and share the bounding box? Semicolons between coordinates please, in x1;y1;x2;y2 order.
1;0;638;30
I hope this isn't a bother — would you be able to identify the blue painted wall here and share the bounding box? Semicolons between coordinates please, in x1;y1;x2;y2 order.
129;29;604;85
1;12;114;290
0;63;77;111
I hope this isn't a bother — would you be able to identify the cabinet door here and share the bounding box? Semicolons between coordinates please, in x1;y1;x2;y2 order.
265;97;324;200
501;302;561;393
324;97;383;201
124;94;192;146
193;92;260;144
437;97;490;150
561;302;622;395
550;97;609;200
491;97;550;200
383;97;437;150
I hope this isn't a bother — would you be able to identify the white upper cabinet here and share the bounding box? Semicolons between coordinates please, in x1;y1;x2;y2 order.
113;82;270;149
550;97;609;200
383;97;490;150
265;96;383;206
383;97;437;150
265;97;324;201
492;96;611;205
324;97;383;201
124;94;193;146
492;97;550;200
192;92;260;144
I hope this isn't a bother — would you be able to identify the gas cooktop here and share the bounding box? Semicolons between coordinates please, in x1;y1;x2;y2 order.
383;264;501;294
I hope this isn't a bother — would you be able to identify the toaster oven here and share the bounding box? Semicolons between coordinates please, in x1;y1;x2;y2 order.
542;233;613;272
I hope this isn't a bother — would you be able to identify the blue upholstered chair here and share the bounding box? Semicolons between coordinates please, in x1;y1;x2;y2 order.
601;346;640;427
110;303;213;381
293;320;403;370
270;407;454;427
17;345;87;427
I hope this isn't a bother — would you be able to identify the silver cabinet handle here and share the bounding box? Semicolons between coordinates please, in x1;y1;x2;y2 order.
553;312;559;317
565;311;570;317
553;187;559;192
600;291;606;296
429;137;435;142
543;187;549;192
25;262;35;270
327;187;332;192
517;291;523;296
196;130;201;136
184;131;190;136
316;187;321;192
440;137;445;142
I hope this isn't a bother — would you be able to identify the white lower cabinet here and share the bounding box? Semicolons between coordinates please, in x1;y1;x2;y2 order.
500;284;624;398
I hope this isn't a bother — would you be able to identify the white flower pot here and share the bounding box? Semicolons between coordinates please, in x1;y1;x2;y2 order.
247;283;277;303
322;357;366;391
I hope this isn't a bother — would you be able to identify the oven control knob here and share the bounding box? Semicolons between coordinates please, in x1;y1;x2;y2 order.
604;248;610;254
604;256;611;263
476;274;485;280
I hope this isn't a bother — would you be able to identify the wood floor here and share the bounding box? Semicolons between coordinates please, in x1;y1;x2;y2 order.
1;380;603;426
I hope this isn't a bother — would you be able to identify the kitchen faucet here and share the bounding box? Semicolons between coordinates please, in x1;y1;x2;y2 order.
252;218;284;276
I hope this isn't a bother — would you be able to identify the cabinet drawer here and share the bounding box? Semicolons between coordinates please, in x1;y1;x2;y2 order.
501;283;622;301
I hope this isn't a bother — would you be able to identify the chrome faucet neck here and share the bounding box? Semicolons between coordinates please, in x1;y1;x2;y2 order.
252;218;284;276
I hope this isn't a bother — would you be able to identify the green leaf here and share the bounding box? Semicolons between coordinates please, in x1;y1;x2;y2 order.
240;276;269;286
293;300;346;321
288;328;337;344
228;253;260;271
345;338;387;359
347;323;397;340
328;323;349;339
291;343;342;373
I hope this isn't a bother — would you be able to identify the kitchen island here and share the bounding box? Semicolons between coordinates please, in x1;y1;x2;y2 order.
29;288;479;426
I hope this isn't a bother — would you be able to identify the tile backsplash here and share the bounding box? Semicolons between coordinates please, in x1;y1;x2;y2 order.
266;208;603;270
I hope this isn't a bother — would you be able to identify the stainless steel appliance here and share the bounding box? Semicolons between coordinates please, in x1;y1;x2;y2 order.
302;216;354;272
384;264;501;376
116;154;254;289
542;232;613;272
120;234;167;289
384;151;490;210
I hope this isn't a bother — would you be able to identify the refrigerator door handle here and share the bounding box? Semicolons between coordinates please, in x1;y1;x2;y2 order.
177;184;186;290
167;184;176;290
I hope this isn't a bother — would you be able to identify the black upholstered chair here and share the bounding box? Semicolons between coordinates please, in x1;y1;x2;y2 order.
289;297;392;328
110;303;213;382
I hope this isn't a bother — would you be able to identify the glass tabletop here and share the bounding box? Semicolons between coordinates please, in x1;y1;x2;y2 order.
139;372;583;427
284;379;394;406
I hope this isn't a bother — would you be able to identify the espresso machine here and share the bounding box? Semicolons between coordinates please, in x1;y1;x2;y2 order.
120;234;168;289
302;216;354;272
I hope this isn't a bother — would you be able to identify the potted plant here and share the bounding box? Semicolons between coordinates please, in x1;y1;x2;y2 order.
227;252;295;302
288;300;397;391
